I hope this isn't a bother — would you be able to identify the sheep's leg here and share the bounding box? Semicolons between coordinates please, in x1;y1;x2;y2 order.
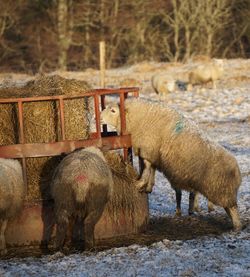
136;159;152;193
175;188;182;216
145;167;156;193
193;192;201;212
225;206;242;231
0;220;8;256
72;216;85;250
83;211;102;250
55;211;69;251
188;191;196;215
208;201;215;212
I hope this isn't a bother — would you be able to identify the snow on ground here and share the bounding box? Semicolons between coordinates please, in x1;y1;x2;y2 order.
0;59;250;276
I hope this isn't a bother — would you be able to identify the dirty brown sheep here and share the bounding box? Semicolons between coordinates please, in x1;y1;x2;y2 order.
0;159;25;255
50;146;113;251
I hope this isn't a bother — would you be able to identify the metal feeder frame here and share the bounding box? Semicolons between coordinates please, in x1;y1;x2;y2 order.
0;87;139;191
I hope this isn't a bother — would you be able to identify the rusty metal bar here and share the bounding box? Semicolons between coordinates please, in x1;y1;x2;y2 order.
0;135;132;158
119;91;129;162
17;100;28;193
0;87;139;103
123;92;134;163
133;89;139;98
100;94;106;109
123;148;128;161
17;101;25;143
94;94;101;138
58;97;66;140
119;91;126;135
0;87;140;166
100;94;108;135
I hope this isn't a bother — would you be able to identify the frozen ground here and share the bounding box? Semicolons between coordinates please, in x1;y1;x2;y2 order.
0;59;250;276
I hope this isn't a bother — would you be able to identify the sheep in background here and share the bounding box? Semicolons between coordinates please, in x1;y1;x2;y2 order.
151;74;176;96
188;59;224;89
0;158;25;255
50;146;113;251
101;98;242;230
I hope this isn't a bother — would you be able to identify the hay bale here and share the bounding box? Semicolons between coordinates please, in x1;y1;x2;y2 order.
21;75;92;141
0;86;28;145
104;151;142;219
0;104;17;145
0;74;93;201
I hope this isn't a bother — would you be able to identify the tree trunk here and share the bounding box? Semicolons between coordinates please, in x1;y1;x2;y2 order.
57;0;70;70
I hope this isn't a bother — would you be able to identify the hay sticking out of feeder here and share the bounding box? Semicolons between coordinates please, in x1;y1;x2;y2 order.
104;151;142;218
0;74;93;201
0;104;18;145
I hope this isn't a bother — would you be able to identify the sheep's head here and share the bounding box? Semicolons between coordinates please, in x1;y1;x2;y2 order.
213;58;224;69
100;104;120;129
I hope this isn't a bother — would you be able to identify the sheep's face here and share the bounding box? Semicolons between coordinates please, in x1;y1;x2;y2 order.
213;59;224;69
100;104;120;128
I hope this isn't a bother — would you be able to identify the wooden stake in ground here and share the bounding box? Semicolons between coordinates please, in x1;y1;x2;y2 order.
99;41;106;87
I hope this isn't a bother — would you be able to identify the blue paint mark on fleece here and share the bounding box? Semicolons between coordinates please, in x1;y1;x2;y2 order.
175;117;185;134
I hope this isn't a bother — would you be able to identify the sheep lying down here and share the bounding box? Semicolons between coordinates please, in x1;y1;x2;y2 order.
101;98;242;231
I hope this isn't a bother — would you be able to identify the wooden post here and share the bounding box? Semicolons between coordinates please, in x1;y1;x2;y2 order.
99;41;106;87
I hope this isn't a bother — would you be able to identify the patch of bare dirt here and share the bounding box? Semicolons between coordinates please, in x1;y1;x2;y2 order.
3;214;249;259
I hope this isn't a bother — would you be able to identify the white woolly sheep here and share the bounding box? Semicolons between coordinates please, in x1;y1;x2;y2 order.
101;98;242;231
151;74;176;96
0;158;25;255
50;146;113;251
188;59;224;89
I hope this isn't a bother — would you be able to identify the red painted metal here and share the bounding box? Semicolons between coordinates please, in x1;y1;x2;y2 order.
17;101;25;143
0;87;149;247
0;135;132;158
94;94;101;138
59;97;66;140
101;94;108;135
119;92;126;136
17;101;28;191
0;87;139;103
0;87;139;162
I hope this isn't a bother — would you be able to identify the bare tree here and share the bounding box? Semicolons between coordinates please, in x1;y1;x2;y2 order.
57;0;73;70
0;0;21;62
161;0;234;61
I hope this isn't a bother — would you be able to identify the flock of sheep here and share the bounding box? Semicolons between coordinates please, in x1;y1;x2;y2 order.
151;58;224;95
0;58;242;255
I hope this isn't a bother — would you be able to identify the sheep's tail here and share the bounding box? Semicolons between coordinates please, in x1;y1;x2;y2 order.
72;174;90;204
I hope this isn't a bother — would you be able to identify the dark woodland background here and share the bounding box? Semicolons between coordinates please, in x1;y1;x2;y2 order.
0;0;249;73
